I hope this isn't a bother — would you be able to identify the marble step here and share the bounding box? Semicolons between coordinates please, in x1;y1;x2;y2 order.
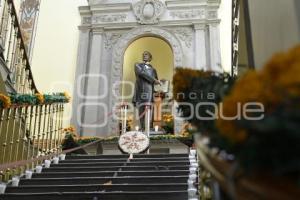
60;157;189;163
5;183;188;193
66;154;188;160
32;170;190;178
50;161;190;167
42;165;189;172
0;191;188;200
19;176;189;186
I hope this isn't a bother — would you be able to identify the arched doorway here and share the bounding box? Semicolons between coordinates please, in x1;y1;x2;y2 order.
121;36;174;132
108;26;184;135
122;36;174;102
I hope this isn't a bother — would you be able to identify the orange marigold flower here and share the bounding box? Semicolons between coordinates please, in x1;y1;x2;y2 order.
63;92;71;103
217;45;300;144
35;93;45;104
0;94;11;108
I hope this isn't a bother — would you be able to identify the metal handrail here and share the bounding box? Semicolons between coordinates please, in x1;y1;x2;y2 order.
7;0;38;93
0;0;38;94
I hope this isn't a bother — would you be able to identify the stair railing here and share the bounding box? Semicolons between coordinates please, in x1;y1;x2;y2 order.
0;0;71;182
232;0;240;77
0;98;67;181
0;0;38;94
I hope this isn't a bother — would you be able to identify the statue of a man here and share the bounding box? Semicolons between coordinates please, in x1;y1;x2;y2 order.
132;51;160;131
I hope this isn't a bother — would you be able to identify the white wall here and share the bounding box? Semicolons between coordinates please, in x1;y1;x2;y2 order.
219;0;232;72
249;0;300;68
31;0;87;122
31;0;233;92
30;0;232;126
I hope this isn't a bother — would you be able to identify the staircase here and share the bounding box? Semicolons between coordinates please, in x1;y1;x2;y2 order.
1;153;196;200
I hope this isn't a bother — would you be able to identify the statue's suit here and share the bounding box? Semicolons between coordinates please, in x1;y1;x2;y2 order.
132;62;158;130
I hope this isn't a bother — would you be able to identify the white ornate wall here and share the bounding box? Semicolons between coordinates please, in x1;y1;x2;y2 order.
72;0;222;137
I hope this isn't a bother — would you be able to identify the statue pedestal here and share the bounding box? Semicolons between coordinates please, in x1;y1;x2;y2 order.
153;92;165;128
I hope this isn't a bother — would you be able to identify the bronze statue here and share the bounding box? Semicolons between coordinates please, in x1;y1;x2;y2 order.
132;51;160;131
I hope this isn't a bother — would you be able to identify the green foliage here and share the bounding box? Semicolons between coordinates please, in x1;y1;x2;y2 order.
10;94;37;105
8;93;69;106
64;134;193;148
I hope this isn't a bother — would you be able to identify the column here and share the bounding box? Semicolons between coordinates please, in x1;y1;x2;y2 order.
81;29;105;136
71;28;91;136
208;22;222;72
194;24;208;70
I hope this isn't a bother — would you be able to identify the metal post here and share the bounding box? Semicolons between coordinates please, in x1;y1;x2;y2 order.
144;105;151;137
122;104;127;135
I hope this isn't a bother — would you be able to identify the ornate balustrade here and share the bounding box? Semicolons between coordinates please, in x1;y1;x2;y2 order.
0;93;70;181
0;0;71;182
0;0;37;94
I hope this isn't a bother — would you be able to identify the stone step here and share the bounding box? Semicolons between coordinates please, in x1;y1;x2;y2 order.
50;161;190;168
19;176;189;186
5;183;188;193
32;170;190;178
0;191;188;200
66;154;188;160
61;157;189;163
42;165;189;172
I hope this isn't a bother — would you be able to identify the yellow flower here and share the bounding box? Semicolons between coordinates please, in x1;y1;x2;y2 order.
0;94;11;108
35;93;45;104
64;126;76;133
63;92;71;103
217;45;300;144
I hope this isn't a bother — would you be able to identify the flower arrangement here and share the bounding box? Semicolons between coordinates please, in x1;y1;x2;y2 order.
63;92;71;103
0;93;71;108
64;126;76;136
0;94;11;108
35;93;45;104
216;46;300;176
62;129;193;148
162;113;174;134
173;68;236;135
180;122;197;137
62;126;78;146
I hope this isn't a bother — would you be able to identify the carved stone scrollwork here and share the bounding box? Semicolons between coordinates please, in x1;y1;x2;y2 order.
108;26;183;133
133;0;166;24
170;9;205;19
168;27;194;48
92;14;127;23
208;11;218;19
82;17;91;25
104;32;123;50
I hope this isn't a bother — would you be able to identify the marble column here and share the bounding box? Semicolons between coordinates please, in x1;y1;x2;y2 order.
194;24;208;70
208;22;222;72
71;28;90;136
81;30;107;136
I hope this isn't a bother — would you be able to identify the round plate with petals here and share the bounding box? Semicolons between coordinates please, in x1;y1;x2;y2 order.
118;131;150;154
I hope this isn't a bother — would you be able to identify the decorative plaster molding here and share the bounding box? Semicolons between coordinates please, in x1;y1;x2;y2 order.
104;32;123;50
194;23;207;30
133;0;166;24
170;9;205;19
168;27;194;48
109;26;183;133
207;10;218;19
82;17;92;25
92;14;127;23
